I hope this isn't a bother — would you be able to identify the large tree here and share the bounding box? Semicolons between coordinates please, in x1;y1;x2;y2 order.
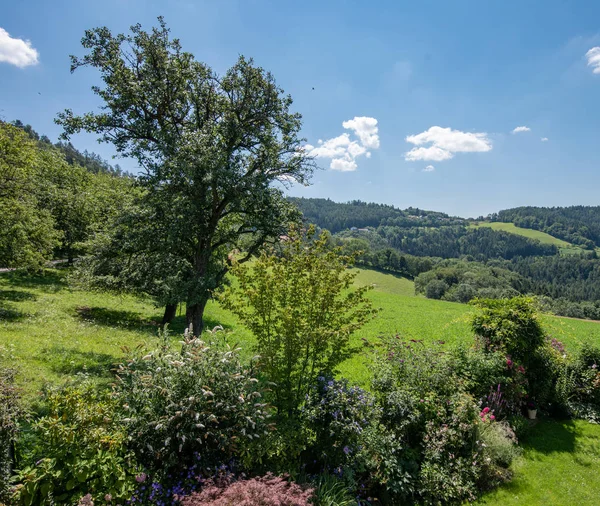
57;18;314;333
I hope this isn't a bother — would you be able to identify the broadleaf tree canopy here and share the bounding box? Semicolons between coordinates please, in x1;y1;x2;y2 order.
57;18;315;333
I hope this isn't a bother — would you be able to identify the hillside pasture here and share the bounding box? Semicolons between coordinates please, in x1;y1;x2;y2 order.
470;221;583;255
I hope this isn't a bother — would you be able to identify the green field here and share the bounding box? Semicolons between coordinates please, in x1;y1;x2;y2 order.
470;221;585;255
3;266;600;504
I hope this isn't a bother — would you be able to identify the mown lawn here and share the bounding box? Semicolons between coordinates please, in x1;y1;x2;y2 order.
478;419;600;505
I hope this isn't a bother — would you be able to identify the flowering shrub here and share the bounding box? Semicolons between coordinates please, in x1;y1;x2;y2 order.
450;348;527;416
177;474;313;506
114;330;271;477
301;377;376;471
16;380;140;505
364;337;519;504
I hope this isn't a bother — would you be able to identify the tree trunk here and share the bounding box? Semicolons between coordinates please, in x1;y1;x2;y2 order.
161;303;177;326
186;300;207;337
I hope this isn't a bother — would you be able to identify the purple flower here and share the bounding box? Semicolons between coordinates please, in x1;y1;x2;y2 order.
343;446;351;455
135;473;147;483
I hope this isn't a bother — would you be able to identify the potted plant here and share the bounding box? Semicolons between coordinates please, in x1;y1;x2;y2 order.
527;399;537;420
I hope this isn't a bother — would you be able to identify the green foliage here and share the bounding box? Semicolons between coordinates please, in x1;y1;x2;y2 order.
221;226;377;415
556;343;600;422
364;338;520;504
0;122;61;270
16;381;140;505
450;347;527;415
301;377;376;471
492;205;600;248
0;367;21;504
470;297;545;366
311;473;356;506
478;421;521;483
415;260;525;303
57;18;314;332
113;329;270;476
424;279;449;300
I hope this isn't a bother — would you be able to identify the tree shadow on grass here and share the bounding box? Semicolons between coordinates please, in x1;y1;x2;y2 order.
0;289;37;302
156;313;234;336
39;346;119;378
520;419;577;455
0;269;67;293
0;303;29;322
76;306;158;331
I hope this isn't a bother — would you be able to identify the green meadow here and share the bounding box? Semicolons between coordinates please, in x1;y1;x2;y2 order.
2;266;600;505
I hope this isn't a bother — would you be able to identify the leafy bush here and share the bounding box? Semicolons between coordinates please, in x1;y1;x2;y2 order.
301;377;376;472
450;347;526;416
559;343;600;422
221;225;377;416
177;474;313;506
114;330;271;477
0;367;21;504
16;380;139;505
479;421;520;471
363;337;519;504
470;297;545;367
424;279;448;300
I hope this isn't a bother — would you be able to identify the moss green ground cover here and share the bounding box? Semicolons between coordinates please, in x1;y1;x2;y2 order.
2;266;600;504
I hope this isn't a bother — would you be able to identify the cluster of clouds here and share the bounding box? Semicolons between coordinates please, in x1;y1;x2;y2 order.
406;124;550;173
0;27;38;68
305;116;380;172
511;125;548;142
405;126;492;163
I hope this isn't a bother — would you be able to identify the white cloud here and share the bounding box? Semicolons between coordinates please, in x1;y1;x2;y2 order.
342;117;380;149
306;116;380;171
586;47;600;74
330;158;357;172
422;165;435;172
0;28;39;67
404;126;492;162
512;126;531;134
541;137;549;142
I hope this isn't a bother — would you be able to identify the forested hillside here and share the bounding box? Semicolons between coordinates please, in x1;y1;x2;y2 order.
0;120;135;268
288;197;464;233
12;119;128;176
490;206;600;249
292;197;600;320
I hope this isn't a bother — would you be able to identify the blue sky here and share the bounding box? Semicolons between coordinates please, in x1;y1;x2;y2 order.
2;0;600;218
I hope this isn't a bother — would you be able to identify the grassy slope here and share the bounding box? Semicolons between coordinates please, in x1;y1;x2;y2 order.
3;267;600;395
471;221;584;255
3;267;600;505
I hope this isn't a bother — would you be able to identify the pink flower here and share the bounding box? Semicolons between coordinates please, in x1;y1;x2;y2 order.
482;407;490;414
489;414;495;420
135;473;147;483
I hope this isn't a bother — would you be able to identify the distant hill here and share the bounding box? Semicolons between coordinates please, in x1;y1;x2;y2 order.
488;206;600;249
11;119;128;177
470;222;586;255
287;197;464;233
